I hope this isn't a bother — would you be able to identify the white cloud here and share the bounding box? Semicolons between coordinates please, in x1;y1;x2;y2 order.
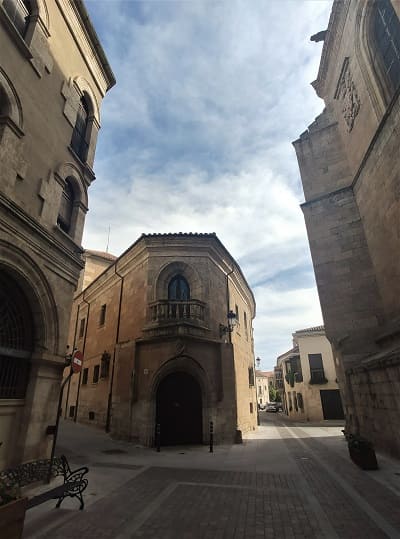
84;0;331;370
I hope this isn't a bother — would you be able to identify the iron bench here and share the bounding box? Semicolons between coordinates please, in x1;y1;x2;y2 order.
0;455;89;510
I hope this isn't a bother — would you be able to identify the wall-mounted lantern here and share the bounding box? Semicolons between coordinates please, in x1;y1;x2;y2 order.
219;310;237;338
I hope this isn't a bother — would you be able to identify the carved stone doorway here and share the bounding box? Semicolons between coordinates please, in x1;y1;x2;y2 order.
156;371;203;445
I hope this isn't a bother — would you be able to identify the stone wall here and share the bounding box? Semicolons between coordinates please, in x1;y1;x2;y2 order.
293;0;400;456
0;0;114;467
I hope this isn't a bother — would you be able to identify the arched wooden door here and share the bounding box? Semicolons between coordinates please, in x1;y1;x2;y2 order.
156;371;202;446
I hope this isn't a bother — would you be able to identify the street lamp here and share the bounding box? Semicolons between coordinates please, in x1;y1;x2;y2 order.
219;310;238;338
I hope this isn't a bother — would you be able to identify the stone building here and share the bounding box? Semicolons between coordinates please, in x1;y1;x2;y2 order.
276;326;344;421
255;370;273;408
293;0;400;454
63;233;258;446
77;249;117;292
0;0;114;468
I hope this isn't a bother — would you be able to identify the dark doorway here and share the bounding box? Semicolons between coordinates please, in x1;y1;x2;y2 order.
156;371;202;446
320;389;345;420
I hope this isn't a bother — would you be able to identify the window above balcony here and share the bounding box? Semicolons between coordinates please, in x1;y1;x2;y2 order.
168;274;190;301
145;271;208;337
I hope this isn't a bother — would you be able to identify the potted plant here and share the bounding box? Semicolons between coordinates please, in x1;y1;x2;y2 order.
347;434;378;470
0;482;27;539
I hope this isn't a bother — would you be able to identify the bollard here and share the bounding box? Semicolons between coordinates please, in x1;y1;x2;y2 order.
156;423;161;452
209;421;214;453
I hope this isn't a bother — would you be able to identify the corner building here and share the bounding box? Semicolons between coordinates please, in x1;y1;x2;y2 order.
0;0;114;468
293;0;400;455
64;233;258;446
276;326;344;422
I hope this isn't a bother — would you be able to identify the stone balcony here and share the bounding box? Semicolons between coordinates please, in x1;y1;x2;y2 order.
144;299;208;338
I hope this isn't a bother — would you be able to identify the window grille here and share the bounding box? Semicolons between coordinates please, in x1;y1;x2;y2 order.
0;272;33;399
372;0;400;95
0;356;30;398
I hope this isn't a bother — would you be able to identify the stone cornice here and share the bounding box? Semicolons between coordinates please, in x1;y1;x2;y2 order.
55;0;115;96
141;234;256;316
76;233;256;317
346;347;400;374
0;192;84;272
312;0;350;99
300;185;353;209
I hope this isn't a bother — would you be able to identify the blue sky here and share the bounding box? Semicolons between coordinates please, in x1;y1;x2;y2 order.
84;0;332;371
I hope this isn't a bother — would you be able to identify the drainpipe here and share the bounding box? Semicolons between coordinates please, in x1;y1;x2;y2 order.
226;266;242;443
64;302;81;418
74;294;90;422
105;264;124;433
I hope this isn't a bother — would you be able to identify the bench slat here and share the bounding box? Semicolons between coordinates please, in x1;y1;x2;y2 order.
26;481;82;509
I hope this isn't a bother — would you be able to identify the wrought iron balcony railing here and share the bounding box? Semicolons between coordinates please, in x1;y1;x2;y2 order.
149;299;206;324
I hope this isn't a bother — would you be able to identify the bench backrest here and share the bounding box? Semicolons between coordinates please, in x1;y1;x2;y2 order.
0;456;66;488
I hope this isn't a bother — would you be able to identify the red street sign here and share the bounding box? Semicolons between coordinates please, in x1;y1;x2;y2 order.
71;350;83;373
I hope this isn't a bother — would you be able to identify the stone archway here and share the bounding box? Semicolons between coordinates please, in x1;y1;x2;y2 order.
156;371;203;445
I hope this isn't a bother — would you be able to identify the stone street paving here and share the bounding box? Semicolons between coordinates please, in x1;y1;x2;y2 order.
23;416;400;539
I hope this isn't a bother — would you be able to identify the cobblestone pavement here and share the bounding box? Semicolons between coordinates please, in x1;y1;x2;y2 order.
23;416;400;539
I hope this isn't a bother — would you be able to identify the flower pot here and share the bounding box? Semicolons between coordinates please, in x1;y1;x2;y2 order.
348;443;378;470
0;498;28;539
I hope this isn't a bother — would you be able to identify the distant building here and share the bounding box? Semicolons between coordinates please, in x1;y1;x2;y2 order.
277;326;344;422
77;249;117;292
293;0;400;455
63;233;257;446
255;370;274;407
274;365;284;402
0;0;114;468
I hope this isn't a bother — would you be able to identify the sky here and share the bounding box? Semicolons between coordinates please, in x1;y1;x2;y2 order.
83;0;332;371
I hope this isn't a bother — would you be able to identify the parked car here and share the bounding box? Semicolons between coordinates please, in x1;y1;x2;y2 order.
258;404;266;411
266;402;283;413
266;403;278;412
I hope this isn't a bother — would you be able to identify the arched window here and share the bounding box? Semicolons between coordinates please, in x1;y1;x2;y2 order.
0;271;33;398
2;0;32;37
168;275;190;301
71;95;89;162
57;179;74;234
371;0;400;97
